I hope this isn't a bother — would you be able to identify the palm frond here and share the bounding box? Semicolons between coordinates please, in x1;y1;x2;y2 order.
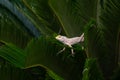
0;36;86;80
9;0;56;35
0;5;32;48
0;0;41;38
22;0;64;35
0;41;25;68
86;0;120;79
111;66;120;80
82;58;104;80
49;0;98;37
0;57;43;80
25;36;86;80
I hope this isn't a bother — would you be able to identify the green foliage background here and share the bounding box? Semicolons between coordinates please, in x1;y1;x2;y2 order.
0;0;120;80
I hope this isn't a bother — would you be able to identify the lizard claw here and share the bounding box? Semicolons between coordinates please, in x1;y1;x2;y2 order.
71;48;75;57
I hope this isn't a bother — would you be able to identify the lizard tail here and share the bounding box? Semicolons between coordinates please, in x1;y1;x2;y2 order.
79;33;84;42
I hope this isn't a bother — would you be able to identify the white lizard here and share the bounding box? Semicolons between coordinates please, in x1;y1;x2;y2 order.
55;33;84;56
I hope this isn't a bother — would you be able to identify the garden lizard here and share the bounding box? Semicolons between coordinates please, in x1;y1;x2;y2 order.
55;33;84;56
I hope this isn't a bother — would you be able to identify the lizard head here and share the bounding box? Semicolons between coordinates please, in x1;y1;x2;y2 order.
55;35;67;42
55;35;62;40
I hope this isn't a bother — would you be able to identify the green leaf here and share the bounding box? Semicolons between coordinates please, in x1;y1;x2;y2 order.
0;4;32;48
9;0;56;35
0;58;41;80
85;0;120;78
82;58;104;80
49;0;98;37
23;0;64;35
111;66;120;80
0;0;41;38
0;42;25;68
25;36;86;80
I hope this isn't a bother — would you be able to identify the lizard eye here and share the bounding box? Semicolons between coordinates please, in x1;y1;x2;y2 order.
56;35;61;39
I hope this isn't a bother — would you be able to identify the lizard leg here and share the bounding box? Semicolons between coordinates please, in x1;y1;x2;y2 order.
71;48;75;56
57;47;66;55
68;45;75;56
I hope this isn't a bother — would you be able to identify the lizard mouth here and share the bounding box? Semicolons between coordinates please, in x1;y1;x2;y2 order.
55;35;61;39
